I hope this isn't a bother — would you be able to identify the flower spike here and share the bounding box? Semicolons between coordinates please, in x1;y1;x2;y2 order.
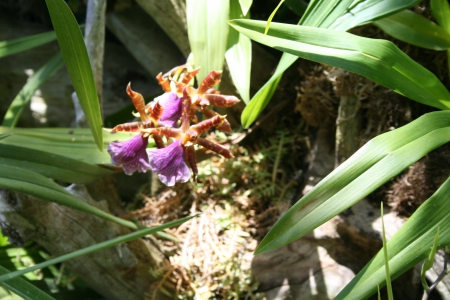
107;64;240;184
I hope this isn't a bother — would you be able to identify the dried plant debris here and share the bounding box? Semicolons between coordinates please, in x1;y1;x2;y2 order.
386;144;450;217
126;130;305;298
123;127;306;298
295;65;338;127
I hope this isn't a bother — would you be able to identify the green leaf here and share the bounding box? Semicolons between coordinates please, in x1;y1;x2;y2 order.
238;0;252;16
0;215;197;283
226;0;252;104
2;53;64;128
229;20;450;110
187;0;230;83
330;0;421;31
0;127;138;165
0;143;111;184
265;0;285;35
241;0;420;127
45;0;103;151
380;204;393;300
0;31;56;58
241;71;282;128
254;110;450;254
336;178;450;299
0;134;12;141
431;0;450;32
0;164;138;230
374;10;450;50
421;226;440;293
0;265;55;300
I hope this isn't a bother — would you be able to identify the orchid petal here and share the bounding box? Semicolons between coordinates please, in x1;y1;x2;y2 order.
107;134;150;175
147;140;191;186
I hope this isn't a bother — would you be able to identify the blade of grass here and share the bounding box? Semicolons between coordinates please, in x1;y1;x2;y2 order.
381;204;394;299
0;164;138;230
265;0;285;35
2;53;64;127
186;0;229;83
0;31;56;58
374;10;450;50
0;215;197;283
421;227;440;293
45;0;103;151
229;20;450;110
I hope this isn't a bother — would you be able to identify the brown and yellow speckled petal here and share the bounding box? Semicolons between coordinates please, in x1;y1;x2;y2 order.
196;137;233;158
197;70;222;95
127;83;150;122
156;73;171;92
184;145;198;182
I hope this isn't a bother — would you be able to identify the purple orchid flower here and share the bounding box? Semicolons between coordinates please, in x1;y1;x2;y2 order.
147;140;191;186
107;134;150;175
154;92;182;128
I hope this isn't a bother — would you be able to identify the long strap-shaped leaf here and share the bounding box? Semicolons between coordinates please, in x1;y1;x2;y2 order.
45;0;103;151
0;215;196;283
0;143;111;184
0;265;55;300
336;177;450;299
0;165;138;230
226;0;252;104
330;0;421;30
374;9;450;50
2;53;64;127
253;110;450;254
229;20;450;110
187;0;229;83
240;0;420;128
0;127;138;165
0;31;56;58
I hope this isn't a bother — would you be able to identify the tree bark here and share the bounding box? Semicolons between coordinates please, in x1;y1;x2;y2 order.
0;177;172;300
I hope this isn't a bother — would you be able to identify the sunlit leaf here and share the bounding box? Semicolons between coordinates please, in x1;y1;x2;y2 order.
0;164;138;230
186;0;229;83
2;53;64;128
241;0;420;128
238;0;252;16
0;127;139;165
374;10;450;50
253;110;450;254
226;0;252;104
0;143;111;184
336;178;450;299
229;20;450;110
0;265;55;300
0;215;197;283
45;0;103;151
330;0;421;30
